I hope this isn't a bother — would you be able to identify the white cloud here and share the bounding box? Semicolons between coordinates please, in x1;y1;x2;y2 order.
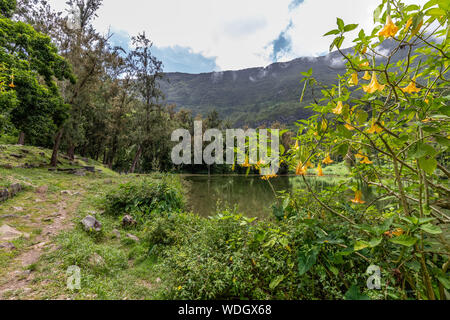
47;0;428;72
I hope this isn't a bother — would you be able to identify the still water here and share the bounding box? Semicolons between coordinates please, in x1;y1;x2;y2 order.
182;175;359;218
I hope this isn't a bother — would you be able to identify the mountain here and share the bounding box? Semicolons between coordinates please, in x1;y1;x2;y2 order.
159;42;403;127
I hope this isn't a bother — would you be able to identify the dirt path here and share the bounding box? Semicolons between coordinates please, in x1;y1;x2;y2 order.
0;190;83;299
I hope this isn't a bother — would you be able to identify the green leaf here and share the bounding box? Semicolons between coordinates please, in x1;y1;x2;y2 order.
269;275;285;290
298;248;319;276
420;223;442;234
425;8;446;16
418;156;437;175
354;241;369;251
408;142;437;159
344;24;358;32
324;29;340;36
368;237;382;248
344;285;370;300
337;18;345;31
390;235;417;247
437;276;450;290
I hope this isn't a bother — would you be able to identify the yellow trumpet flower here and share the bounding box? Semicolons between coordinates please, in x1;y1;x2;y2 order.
332;101;344;115
411;20;423;37
317;164;324;177
241;156;251;168
401;77;420;94
378;15;399;38
362;72;385;94
351;190;366;204
261;171;277;180
405;17;413;31
359;61;369;68
293;140;299;150
367;121;384;134
296;161;307;176
348;72;358;86
344;123;355;131
360;157;373;165
362;71;371;80
322;154;334;165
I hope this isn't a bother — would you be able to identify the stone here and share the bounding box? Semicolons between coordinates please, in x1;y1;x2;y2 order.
126;233;140;242
0;242;16;251
0;214;19;219
9;183;21;196
83;166;95;173
122;215;137;227
112;229;121;239
0;189;9;202
39;152;46;157
89;253;105;267
36;185;48;194
0;225;25;241
81;215;102;232
155;277;161;284
73;169;86;176
104;179;113;184
10;154;23;159
13;207;24;212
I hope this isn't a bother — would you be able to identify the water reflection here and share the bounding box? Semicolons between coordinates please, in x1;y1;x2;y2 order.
182;175;357;218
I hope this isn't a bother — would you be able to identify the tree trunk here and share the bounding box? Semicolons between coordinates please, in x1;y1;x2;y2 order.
130;145;142;174
67;144;75;161
17;132;25;145
50;129;63;167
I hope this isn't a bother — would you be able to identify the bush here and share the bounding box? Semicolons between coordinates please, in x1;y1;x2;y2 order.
104;175;184;218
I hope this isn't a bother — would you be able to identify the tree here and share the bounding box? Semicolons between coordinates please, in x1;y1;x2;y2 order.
0;0;74;146
127;32;164;173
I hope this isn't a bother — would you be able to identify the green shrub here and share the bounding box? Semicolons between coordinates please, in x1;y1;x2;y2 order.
104;175;184;218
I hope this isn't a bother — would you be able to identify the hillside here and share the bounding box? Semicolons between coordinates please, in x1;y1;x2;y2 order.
160;42;406;127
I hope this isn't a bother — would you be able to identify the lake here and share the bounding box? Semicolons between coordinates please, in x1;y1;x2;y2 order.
182;174;363;218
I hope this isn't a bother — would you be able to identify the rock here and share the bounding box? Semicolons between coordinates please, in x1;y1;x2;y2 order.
2;164;13;169
9;183;21;196
36;185;48;194
112;229;121;239
104;179;113;184
155;277;161;284
0;225;25;241
89;253;105;267
0;242;16;251
0;189;9;202
83;166;95;173
39;152;46;157
10;154;23;159
122;215;137;227
0;214;19;219
73;169;86;176
13;207;24;212
20;149;30;154
81;215;102;232
126;233;140;242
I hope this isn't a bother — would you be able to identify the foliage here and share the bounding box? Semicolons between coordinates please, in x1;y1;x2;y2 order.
280;0;449;300
104;175;185;218
0;0;74;145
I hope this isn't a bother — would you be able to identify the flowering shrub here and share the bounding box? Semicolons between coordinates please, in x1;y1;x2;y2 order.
281;0;449;300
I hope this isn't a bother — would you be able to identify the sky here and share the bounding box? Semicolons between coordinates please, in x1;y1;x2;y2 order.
47;0;427;74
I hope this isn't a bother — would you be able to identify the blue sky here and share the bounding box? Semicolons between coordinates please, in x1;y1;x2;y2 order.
49;0;427;74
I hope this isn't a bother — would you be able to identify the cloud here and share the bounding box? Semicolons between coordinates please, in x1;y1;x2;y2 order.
47;0;429;72
223;17;268;38
109;29;219;74
288;0;304;10
269;21;293;62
